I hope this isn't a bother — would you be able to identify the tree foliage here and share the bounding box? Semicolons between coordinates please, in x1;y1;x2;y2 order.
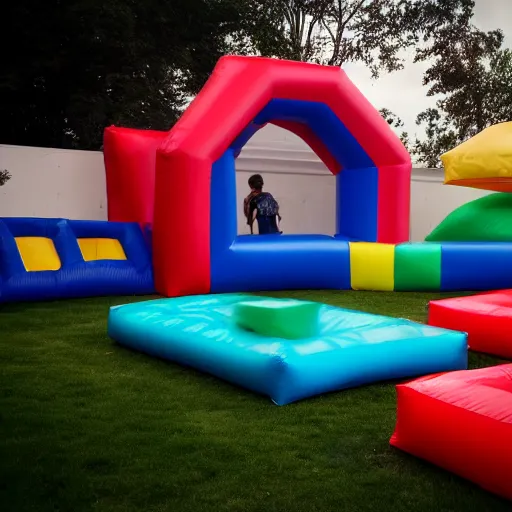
379;108;410;150
244;0;416;75
245;1;480;75
0;0;248;150
2;0;509;161
0;170;11;187
412;25;512;167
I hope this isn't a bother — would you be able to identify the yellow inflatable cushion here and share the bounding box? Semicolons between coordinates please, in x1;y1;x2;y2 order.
78;238;127;261
15;237;61;272
441;122;512;192
349;242;395;291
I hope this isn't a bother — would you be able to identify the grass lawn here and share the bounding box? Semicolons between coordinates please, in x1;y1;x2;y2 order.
1;290;509;512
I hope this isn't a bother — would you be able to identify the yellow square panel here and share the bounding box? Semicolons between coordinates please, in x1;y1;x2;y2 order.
15;237;61;272
78;238;127;261
349;242;395;291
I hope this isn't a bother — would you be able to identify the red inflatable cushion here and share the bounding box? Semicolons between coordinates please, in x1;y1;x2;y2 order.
428;290;512;359
390;365;512;500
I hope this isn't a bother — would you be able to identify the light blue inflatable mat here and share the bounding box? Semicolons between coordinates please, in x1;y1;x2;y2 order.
107;294;467;405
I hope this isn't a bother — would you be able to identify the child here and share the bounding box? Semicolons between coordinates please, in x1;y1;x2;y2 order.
243;174;282;235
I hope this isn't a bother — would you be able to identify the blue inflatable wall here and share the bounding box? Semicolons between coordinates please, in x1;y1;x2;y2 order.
0;218;154;302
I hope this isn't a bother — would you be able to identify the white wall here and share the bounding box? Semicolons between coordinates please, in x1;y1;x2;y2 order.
0;125;490;241
0;144;107;220
410;168;490;241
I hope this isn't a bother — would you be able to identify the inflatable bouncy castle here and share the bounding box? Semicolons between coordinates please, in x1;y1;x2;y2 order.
3;55;511;499
105;56;413;297
103;59;512;299
3;57;512;304
104;57;469;410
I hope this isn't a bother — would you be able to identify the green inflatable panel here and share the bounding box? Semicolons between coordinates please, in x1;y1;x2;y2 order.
234;299;321;339
394;243;441;291
425;193;512;242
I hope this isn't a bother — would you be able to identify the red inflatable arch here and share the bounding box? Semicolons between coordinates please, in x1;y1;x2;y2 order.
153;56;410;296
103;56;411;297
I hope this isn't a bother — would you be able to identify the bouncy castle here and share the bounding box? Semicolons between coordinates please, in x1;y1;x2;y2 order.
104;56;512;299
105;56;412;298
3;56;512;302
3;55;512;501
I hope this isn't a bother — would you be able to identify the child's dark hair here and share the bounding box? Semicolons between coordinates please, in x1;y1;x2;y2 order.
248;174;264;190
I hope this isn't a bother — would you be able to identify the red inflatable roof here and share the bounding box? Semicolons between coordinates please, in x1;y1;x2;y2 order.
158;56;409;168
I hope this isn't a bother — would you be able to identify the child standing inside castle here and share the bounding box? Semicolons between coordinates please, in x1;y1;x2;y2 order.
243;174;282;235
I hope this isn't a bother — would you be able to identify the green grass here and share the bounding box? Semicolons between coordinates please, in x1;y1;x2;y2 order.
0;291;509;512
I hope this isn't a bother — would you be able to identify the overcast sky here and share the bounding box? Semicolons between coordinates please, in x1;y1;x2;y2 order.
343;0;512;141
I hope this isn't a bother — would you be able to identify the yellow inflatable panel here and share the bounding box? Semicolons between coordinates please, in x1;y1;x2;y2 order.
349;242;395;291
441;122;512;192
15;237;61;272
78;238;127;261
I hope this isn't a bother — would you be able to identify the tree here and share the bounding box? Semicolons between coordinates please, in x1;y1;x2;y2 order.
0;0;492;155
0;170;10;186
0;0;249;150
244;0;479;77
242;0;415;75
379;108;410;151
411;109;459;168
412;25;512;167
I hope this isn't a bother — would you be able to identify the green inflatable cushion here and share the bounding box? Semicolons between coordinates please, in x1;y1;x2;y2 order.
425;192;512;242
234;299;321;339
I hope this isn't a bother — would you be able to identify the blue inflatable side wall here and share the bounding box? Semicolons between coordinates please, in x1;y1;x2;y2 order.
0;218;154;302
440;242;512;291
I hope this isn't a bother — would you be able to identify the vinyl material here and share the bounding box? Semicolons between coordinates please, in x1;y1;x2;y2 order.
109;294;467;405
0;218;154;302
391;365;512;501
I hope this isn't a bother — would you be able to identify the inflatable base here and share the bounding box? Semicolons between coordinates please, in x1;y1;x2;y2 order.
390;365;512;501
210;238;512;295
108;294;467;405
428;290;512;360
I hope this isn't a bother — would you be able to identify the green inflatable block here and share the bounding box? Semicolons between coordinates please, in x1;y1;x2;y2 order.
233;299;321;339
425;192;512;242
394;243;441;291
